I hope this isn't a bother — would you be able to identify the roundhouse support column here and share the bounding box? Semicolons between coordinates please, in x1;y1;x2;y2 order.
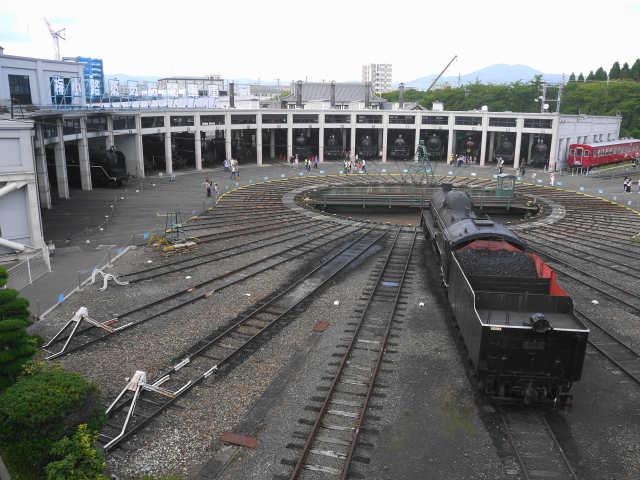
318;114;325;163
480;120;488;167
350;113;356;158
513;116;523;170
378;129;383;160
527;133;534;164
164;131;173;175
415;119;421;160
194;114;202;170
225;113;232;161
256;114;263;165
287;113;293;159
447;122;454;163
382;115;389;162
270;129;275;159
488;131;495;165
54;122;69;199
34;125;51;209
134;118;144;178
77;118;92;190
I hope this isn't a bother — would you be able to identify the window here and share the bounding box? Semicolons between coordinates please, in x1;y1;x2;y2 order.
524;119;553;129
86;116;108;133
455;116;482;126
231;115;256;125
489;117;517;127
170;116;194;127
389;115;415;124
569;149;575;155
113;116;136;130
261;114;286;124
141;116;165;129
325;114;351;123
43;119;58;139
8;75;32;104
293;114;318;123
62;118;81;136
357;115;382;124
584;151;590;156
422;116;448;125
200;115;225;125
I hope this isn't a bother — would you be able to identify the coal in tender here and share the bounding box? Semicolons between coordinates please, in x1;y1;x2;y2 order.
458;248;539;277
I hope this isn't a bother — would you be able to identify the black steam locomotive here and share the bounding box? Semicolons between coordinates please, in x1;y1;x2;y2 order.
142;136;186;171
494;139;515;163
294;133;312;158
425;134;445;161
357;136;377;160
458;135;479;157
325;135;343;159
391;135;409;160
421;184;588;409
530;141;549;168
56;146;129;188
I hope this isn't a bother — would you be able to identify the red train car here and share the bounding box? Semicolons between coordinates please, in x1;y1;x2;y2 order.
568;139;640;169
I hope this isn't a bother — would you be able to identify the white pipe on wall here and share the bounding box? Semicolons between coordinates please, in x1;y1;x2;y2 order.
0;238;26;252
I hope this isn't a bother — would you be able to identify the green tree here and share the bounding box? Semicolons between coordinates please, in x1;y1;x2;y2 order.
594;67;607;81
586;70;595;81
45;424;108;480
630;59;640;79
621;62;630;79
569;72;576;82
578;72;585;82
609;61;621;80
0;266;44;390
0;364;105;473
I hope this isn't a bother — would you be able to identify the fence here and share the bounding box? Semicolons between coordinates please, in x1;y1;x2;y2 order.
5;249;51;291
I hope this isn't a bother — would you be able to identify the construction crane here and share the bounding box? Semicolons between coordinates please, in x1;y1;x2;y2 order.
43;17;65;60
426;55;458;92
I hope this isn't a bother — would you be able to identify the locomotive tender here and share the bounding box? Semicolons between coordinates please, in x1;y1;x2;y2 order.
422;184;588;409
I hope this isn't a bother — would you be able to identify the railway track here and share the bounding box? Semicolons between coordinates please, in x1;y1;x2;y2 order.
98;225;399;454
276;229;417;479
501;412;578;480
42;223;365;359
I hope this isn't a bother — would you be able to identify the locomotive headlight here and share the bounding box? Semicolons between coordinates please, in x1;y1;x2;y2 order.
530;313;552;333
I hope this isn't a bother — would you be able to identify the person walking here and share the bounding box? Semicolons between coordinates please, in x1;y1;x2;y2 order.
304;157;310;171
624;178;631;194
230;163;237;179
294;155;299;170
520;162;526;177
213;182;219;198
637;178;640;194
223;158;229;172
205;180;212;197
361;158;366;172
550;172;555;187
313;156;318;168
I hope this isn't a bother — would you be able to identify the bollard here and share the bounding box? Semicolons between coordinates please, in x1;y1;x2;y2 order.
108;249;111;266
77;272;82;290
37;300;41;318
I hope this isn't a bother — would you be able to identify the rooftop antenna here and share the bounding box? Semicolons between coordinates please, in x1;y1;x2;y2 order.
43;17;65;61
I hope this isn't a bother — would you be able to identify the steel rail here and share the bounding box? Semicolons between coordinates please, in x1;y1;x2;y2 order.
103;224;394;451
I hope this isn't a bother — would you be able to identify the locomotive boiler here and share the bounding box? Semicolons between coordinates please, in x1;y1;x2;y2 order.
391;135;409;160
494;139;515;163
421;183;588;410
530;141;549;168
458;135;479;157
425;134;445;161
294;133;312;158
357;136;377;160
325;135;343;159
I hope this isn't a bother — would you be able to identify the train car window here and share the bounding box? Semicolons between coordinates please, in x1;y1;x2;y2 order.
455;116;482;126
569;149;575;155
141;116;165;128
292;115;318;123
584;151;590;156
326;115;351;123
488;117;517;127
524;119;553;129
170;116;195;127
357;115;382;123
230;115;256;125
200;115;225;125
422;116;449;125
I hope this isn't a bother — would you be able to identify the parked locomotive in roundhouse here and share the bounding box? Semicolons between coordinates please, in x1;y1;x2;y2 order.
494;139;515;163
458;135;479;157
357;136;377;159
425;134;445;161
294;133;312;158
529;140;549;168
421;183;588;409
325;135;343;159
391;135;409;159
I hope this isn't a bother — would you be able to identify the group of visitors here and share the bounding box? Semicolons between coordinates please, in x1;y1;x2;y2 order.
228;159;240;179
204;177;218;198
450;155;477;166
289;155;319;170
343;155;366;173
623;177;640;194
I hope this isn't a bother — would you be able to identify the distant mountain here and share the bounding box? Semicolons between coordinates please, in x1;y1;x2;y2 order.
400;64;565;89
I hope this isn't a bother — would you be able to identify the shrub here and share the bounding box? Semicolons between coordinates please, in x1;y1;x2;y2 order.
45;424;109;480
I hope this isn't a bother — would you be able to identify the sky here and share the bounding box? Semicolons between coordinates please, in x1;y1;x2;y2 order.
2;0;640;86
